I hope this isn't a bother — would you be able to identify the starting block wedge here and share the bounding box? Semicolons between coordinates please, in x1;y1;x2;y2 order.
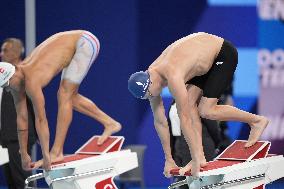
169;140;284;189
25;136;138;189
76;135;124;155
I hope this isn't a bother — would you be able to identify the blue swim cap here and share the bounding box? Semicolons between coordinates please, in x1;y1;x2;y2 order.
128;71;150;99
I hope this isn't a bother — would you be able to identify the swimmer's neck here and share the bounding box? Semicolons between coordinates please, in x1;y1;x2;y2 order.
9;66;25;92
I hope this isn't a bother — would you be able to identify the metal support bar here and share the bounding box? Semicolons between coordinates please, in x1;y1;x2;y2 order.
25;173;44;189
25;0;36;55
51;167;114;184
25;167;114;189
168;174;265;189
168;179;188;189
200;173;265;189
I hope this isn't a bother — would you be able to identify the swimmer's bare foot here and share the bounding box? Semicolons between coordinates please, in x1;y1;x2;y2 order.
97;122;122;145
50;152;64;163
33;152;64;169
245;116;269;148
179;159;207;177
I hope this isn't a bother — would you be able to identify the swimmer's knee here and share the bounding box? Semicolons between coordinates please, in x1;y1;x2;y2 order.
57;87;76;101
71;94;80;107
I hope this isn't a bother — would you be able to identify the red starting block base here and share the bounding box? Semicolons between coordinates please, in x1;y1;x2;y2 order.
25;136;138;189
169;140;284;189
51;136;124;167
170;140;271;177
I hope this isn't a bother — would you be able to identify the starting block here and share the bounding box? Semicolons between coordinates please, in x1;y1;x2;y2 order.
0;145;9;165
25;136;138;189
169;140;284;189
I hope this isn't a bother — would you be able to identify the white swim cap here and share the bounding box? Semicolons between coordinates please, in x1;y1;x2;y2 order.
0;62;15;87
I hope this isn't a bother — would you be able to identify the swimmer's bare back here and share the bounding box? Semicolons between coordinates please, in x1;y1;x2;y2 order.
21;30;85;87
150;32;224;82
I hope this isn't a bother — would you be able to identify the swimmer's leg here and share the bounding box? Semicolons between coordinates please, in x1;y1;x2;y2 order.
72;94;121;145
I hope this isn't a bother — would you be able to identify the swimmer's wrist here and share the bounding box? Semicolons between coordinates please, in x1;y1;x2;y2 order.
191;156;200;162
19;149;29;156
42;151;50;159
165;155;174;162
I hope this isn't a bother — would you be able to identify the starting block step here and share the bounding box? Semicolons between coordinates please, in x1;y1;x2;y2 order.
25;135;138;189
51;136;125;167
169;140;284;189
170;140;271;177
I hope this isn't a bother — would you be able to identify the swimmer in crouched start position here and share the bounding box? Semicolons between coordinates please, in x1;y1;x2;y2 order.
0;30;121;171
128;32;269;177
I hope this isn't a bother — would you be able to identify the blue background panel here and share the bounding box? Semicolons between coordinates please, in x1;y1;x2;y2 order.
258;21;284;49
234;48;259;97
208;0;257;6
193;6;257;47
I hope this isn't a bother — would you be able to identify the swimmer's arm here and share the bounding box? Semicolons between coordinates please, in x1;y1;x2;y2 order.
11;89;29;155
149;96;174;161
26;86;50;158
167;76;200;161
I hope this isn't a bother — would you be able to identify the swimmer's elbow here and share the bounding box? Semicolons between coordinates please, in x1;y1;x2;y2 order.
17;114;28;124
179;112;191;125
154;119;168;128
35;116;48;126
